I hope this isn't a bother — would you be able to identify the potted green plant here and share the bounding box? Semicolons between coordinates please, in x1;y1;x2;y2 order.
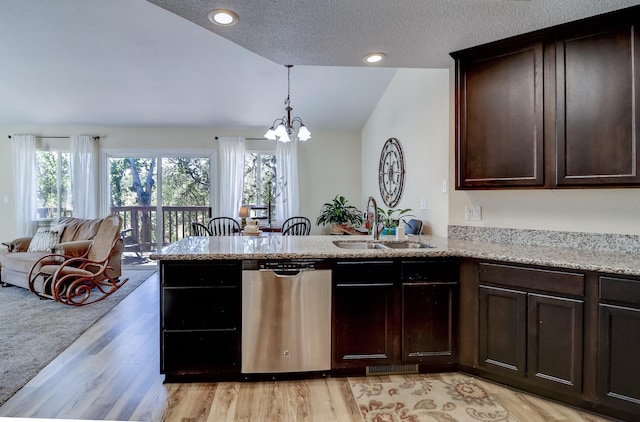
377;207;414;235
316;195;363;234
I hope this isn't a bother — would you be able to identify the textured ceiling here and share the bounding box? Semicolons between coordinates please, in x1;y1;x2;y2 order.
146;0;640;68
0;0;638;129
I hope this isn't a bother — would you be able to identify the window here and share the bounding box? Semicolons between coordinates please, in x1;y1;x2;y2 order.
36;151;72;219
108;155;212;259
243;152;278;222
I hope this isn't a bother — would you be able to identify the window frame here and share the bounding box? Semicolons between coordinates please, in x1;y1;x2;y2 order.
35;148;72;221
242;148;278;222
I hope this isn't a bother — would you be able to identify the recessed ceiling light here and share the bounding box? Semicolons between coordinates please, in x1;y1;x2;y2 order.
363;52;386;64
208;9;238;26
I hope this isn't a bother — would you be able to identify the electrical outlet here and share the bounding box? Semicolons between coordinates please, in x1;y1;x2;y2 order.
465;205;482;221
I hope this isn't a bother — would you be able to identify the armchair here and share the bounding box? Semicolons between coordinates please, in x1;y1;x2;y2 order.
27;214;128;306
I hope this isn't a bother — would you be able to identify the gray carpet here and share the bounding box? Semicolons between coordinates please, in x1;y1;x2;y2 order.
0;269;156;406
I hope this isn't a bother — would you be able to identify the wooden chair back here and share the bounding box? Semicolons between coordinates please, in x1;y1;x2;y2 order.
191;222;212;236
207;217;241;236
282;221;310;236
281;216;311;235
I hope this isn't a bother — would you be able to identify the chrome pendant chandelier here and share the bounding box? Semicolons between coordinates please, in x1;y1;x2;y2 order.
264;65;311;142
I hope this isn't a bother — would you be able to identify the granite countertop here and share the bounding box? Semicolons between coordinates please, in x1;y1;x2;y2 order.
150;234;640;277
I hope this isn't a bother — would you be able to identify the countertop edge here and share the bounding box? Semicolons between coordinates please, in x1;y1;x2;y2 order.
149;235;640;277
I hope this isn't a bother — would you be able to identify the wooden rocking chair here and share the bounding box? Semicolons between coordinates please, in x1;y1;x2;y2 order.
27;214;128;306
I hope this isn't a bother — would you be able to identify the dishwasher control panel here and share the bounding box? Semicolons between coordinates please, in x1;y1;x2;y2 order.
243;259;332;271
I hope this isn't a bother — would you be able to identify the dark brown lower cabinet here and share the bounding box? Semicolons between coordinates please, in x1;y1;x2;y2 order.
478;262;585;396
332;259;458;372
598;275;640;417
401;260;458;367
160;260;242;381
332;260;398;369
479;285;527;377
332;280;396;368
527;293;583;394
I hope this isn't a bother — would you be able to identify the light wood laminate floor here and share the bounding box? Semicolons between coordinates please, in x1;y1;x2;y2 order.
0;272;616;421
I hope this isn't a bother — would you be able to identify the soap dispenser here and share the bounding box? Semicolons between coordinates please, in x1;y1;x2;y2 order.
396;221;407;240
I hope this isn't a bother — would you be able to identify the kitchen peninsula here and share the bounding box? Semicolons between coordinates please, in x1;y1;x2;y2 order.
151;233;640;421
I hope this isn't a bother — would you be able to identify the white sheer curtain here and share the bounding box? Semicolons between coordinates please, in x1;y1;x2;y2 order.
275;137;300;224
71;135;99;218
218;137;246;219
12;135;37;236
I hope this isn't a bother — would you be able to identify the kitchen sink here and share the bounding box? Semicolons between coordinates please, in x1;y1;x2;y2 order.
332;241;388;249
332;240;435;250
380;241;435;249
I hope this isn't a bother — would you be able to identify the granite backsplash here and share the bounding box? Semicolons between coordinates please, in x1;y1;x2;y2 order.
448;225;640;254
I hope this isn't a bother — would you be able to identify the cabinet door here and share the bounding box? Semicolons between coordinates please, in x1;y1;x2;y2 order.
162;331;240;375
527;293;583;394
332;282;396;369
160;261;242;379
456;43;544;188
478;285;527;378
402;282;457;364
556;25;640;185
163;286;239;330
598;304;640;415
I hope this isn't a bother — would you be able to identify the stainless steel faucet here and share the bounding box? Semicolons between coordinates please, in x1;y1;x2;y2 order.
366;196;380;240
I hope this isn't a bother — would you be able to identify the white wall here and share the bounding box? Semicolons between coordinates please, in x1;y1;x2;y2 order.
361;69;450;237
0;125;360;240
446;66;640;236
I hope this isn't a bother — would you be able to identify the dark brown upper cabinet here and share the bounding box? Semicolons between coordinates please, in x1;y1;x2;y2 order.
556;25;640;186
455;43;544;188
452;6;640;189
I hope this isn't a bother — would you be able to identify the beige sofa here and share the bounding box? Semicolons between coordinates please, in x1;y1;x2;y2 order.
0;216;123;290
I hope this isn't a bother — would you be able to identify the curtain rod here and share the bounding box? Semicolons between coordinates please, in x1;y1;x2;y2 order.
8;135;100;140
215;136;268;141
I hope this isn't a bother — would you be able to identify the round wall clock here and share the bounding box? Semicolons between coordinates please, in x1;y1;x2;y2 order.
378;137;406;207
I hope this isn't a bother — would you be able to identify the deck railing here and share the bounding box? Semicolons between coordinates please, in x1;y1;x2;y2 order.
110;206;211;252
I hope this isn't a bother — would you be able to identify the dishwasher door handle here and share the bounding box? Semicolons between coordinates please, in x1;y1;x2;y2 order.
259;269;304;276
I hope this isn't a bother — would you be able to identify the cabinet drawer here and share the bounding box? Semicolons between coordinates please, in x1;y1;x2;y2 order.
333;260;396;285
479;262;584;296
162;261;241;287
163;287;240;330
162;331;240;374
401;259;458;283
600;276;640;306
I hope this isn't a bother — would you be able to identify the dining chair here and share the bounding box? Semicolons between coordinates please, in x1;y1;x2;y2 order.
281;216;311;235
282;221;311;236
191;222;212;236
207;217;241;236
405;218;423;235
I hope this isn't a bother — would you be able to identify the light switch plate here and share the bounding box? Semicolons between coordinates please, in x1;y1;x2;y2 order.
465;205;482;221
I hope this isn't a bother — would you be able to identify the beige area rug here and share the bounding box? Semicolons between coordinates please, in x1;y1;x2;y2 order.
0;269;156;406
351;374;517;422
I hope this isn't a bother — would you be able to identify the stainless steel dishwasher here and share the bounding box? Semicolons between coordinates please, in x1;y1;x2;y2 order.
241;259;332;374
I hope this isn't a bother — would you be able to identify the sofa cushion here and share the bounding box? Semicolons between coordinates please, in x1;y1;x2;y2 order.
0;251;52;274
27;224;65;252
58;217;102;243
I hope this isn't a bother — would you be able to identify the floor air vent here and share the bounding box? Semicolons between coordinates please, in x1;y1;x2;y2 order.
366;364;419;376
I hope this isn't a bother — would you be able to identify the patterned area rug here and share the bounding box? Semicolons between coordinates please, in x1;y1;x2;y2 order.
351;374;517;422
